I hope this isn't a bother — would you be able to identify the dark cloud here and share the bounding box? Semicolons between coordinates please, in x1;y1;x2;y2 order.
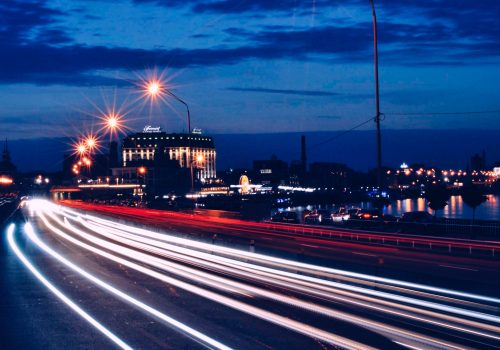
226;87;339;97
0;0;499;86
0;1;65;44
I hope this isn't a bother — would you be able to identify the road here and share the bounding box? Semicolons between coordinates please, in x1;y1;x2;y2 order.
2;199;500;349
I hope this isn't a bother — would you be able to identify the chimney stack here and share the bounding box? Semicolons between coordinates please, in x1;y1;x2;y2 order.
301;135;307;173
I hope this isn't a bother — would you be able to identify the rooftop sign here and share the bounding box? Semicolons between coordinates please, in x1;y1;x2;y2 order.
143;125;162;133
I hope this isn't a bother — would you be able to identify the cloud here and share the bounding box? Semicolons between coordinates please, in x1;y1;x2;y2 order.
1;0;499;87
226;87;339;97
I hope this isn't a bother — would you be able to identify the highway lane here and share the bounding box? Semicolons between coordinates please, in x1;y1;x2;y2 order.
59;200;500;297
6;200;403;350
4;199;500;349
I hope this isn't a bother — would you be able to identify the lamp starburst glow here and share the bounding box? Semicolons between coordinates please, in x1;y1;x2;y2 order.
98;111;127;139
76;143;87;156
147;81;161;96
85;135;98;152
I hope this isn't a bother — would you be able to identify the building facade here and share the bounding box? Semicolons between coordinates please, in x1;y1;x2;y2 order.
122;127;216;180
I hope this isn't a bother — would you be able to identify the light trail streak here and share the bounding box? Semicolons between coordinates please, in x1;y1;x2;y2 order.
74;214;500;343
27;200;500;349
79;217;500;338
81;210;500;309
6;223;133;350
23;222;232;350
35;206;373;350
46;209;487;348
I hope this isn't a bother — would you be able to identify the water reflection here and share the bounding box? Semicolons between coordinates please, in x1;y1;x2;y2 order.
280;195;499;221
383;195;498;220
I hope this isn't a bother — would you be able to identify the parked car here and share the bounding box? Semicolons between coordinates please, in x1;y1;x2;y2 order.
304;210;332;225
331;207;350;223
356;209;383;221
271;211;299;224
398;211;438;233
399;211;436;223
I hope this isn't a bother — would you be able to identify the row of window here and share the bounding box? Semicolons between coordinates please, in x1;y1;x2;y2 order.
130;136;211;141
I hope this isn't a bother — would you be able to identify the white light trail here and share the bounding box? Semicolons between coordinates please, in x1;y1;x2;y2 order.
45;209;480;348
74;214;500;343
79;217;500;338
80;209;500;306
6;223;133;350
23;222;232;350
26;200;500;349
35;207;373;350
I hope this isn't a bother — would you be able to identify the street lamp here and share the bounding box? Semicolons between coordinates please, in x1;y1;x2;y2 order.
85;136;97;151
145;80;191;133
137;166;147;200
190;154;204;193
76;142;87;157
370;0;383;188
166;89;191;134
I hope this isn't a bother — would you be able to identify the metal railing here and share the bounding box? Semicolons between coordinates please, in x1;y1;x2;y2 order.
264;220;500;259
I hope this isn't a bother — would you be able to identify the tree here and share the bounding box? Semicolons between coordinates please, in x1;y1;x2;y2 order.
425;184;450;217
461;185;488;223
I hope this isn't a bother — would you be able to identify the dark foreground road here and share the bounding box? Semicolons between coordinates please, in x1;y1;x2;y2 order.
1;199;500;349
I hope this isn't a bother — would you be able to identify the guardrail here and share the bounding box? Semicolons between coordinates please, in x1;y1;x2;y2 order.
263;220;500;259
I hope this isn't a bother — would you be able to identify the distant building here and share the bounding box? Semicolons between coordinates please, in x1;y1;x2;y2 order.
122;126;216;180
471;150;486;170
253;155;288;186
308;162;351;188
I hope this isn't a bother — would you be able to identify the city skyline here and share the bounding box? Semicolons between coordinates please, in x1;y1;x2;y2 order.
1;0;500;140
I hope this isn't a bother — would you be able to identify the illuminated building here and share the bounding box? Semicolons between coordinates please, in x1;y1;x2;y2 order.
122;126;216;180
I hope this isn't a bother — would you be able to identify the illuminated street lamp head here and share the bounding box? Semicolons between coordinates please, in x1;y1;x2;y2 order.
138;166;146;175
85;135;98;151
147;81;161;96
107;114;119;129
76;143;87;156
98;111;128;139
196;154;204;163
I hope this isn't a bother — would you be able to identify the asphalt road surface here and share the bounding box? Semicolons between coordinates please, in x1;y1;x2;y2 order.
1;199;500;349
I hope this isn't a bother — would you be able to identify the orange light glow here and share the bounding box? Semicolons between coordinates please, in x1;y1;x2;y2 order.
107;114;118;129
147;81;161;96
0;176;13;185
138;166;146;174
85;135;98;151
76;143;87;156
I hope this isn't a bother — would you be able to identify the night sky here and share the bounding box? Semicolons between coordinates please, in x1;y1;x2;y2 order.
1;0;500;169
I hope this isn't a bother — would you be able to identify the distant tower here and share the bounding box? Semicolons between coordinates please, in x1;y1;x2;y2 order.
2;139;11;163
0;139;17;175
301;135;307;173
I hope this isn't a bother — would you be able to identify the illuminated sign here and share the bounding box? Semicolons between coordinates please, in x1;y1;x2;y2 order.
192;128;202;134
143;125;162;133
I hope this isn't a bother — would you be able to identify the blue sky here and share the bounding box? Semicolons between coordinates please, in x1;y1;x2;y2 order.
1;0;500;140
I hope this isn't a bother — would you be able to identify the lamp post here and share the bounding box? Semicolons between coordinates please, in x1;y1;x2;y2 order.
138;166;147;200
370;0;383;188
190;154;204;193
166;90;191;134
146;81;191;134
